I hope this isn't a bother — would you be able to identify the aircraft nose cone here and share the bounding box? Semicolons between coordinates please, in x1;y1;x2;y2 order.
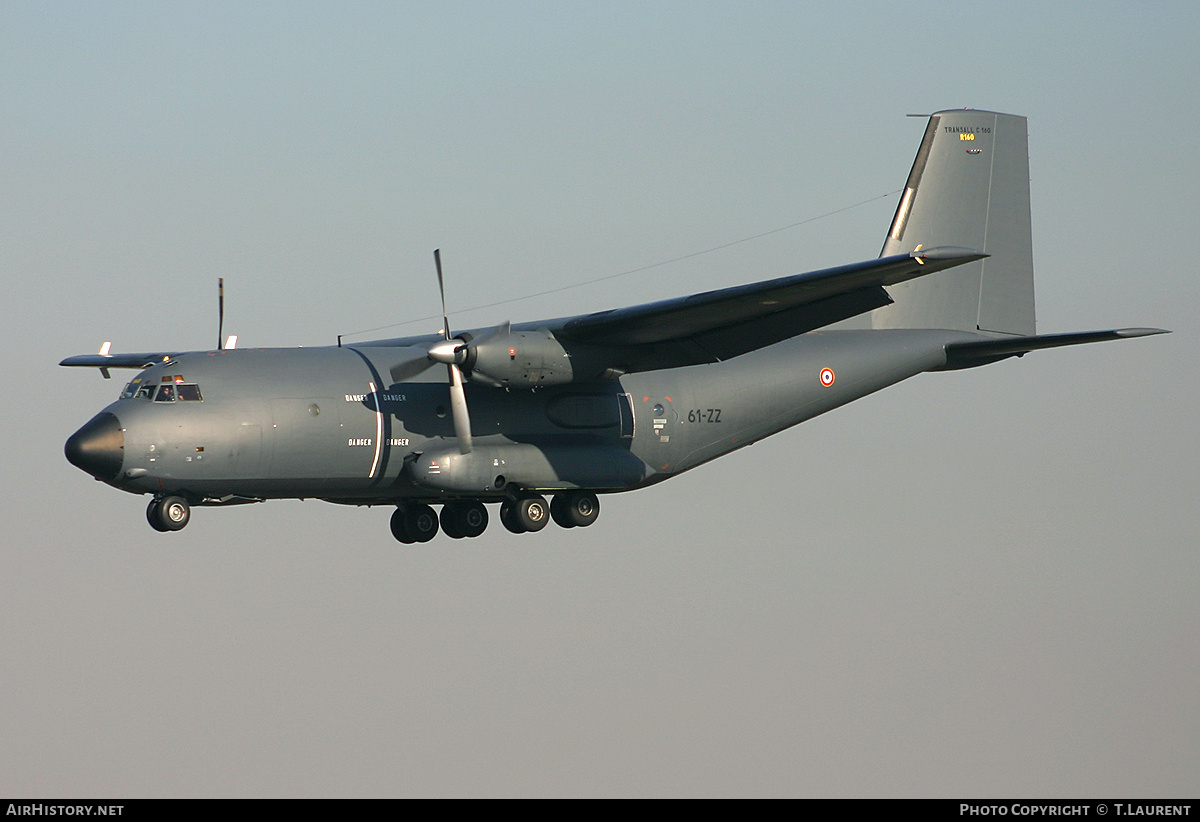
65;412;124;481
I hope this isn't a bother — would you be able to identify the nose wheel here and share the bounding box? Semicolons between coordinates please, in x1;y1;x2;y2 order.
147;496;190;532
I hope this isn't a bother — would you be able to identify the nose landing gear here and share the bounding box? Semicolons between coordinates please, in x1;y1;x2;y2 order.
147;496;191;532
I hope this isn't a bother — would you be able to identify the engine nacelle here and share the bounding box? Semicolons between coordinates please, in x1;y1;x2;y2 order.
462;327;573;389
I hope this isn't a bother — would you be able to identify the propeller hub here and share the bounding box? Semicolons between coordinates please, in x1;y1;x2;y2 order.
428;339;466;365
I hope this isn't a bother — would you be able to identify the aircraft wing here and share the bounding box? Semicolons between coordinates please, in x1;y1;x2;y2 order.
60;348;182;378
554;246;984;364
59;246;985;380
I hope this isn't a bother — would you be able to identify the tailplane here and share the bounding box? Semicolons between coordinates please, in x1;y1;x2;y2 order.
875;110;1034;336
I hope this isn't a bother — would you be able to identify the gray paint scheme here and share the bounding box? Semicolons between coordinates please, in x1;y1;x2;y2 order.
878;110;1036;336
62;110;1166;536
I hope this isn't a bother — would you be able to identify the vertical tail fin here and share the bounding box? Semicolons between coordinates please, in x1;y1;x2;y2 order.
874;110;1035;336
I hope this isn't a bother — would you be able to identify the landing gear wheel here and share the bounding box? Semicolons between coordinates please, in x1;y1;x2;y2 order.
391;504;439;543
440;505;466;539
408;503;439;542
550;495;574;528
551;491;600;528
440;501;489;539
513;495;550;533
146;499;169;532
390;508;414;544
458;501;489;538
499;500;526;534
148;496;190;532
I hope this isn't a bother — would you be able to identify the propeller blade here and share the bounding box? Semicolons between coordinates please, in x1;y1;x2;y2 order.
434;248;450;340
447;364;472;454
432;249;471;454
388;347;438;383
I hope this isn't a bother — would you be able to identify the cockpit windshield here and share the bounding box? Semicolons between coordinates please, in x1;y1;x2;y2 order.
120;376;148;399
121;375;202;402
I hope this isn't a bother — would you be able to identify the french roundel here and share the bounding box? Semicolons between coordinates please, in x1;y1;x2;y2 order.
820;367;835;387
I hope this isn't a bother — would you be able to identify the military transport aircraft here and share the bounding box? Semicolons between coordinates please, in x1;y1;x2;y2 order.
62;109;1165;541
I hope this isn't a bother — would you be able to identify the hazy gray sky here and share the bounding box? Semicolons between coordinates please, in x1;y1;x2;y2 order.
3;1;1197;797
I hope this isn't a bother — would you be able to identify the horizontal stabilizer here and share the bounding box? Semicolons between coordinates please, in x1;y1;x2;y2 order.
941;328;1169;370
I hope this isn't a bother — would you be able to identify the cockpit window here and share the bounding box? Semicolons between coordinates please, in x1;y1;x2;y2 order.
176;384;203;401
124;375;202;402
150;383;202;402
121;377;147;399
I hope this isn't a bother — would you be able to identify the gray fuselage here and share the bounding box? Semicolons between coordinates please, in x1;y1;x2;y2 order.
75;328;969;506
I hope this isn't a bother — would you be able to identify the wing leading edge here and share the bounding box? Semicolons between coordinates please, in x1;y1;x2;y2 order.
551;246;985;365
60;345;182;379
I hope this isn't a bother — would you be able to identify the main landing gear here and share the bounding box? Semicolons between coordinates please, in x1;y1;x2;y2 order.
390;491;600;543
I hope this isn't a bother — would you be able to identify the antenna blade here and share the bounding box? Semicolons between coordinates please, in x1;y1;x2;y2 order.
218;278;225;350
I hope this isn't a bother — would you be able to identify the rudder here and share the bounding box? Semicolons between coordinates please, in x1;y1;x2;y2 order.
874;110;1035;336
